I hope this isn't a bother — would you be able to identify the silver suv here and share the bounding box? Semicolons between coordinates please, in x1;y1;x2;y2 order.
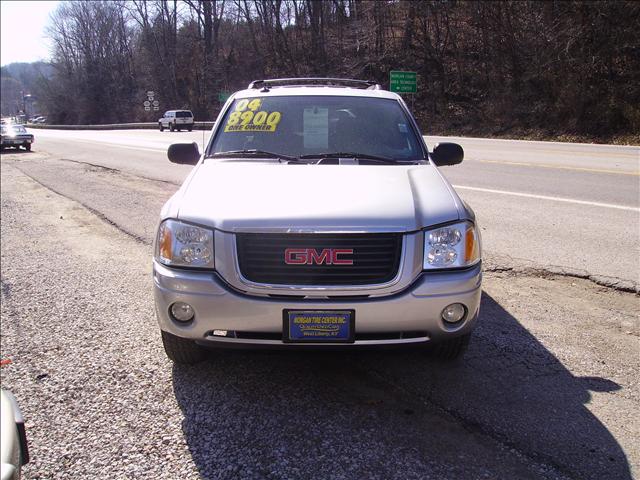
153;78;481;364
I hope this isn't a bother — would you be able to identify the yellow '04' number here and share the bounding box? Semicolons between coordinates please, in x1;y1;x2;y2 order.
224;99;282;132
234;98;262;112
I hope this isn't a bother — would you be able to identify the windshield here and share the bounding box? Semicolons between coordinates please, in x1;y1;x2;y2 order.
208;96;424;161
1;125;27;134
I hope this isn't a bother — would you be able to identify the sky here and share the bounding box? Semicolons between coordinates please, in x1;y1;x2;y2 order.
1;0;60;66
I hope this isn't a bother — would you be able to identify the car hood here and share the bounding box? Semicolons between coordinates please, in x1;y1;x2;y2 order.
175;161;462;232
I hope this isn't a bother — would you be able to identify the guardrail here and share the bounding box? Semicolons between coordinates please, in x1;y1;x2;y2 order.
26;121;215;131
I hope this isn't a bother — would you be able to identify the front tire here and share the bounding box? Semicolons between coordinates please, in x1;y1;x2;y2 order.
25;143;31;151
159;123;164;132
187;126;193;132
428;333;471;361
161;330;206;364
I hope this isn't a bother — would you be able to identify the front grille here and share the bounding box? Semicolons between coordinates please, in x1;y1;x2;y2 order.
236;233;402;286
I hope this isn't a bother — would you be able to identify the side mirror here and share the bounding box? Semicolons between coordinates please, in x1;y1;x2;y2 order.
431;142;464;166
168;142;200;165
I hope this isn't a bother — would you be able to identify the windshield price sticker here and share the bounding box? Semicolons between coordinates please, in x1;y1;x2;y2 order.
303;107;329;149
224;98;282;132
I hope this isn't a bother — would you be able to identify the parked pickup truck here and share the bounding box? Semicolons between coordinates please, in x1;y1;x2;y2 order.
153;78;481;364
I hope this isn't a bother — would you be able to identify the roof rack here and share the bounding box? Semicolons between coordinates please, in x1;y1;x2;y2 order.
247;78;382;91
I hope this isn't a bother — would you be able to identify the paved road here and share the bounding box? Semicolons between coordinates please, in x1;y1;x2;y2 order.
1;153;638;479
29;128;640;286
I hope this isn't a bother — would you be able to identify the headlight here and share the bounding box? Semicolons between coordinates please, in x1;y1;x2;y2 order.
155;219;214;268
423;221;480;270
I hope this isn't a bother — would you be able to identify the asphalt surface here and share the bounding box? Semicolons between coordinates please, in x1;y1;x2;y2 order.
28;128;640;288
1;151;638;479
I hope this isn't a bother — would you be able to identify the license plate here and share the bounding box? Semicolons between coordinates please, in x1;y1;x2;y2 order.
283;310;355;343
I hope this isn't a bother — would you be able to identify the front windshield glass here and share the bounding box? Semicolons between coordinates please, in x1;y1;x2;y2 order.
209;96;423;161
1;125;26;134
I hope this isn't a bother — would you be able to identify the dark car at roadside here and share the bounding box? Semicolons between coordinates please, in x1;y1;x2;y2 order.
0;125;34;151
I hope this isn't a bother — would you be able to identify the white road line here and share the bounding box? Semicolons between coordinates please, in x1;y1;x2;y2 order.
453;185;640;212
44;136;167;153
424;135;640;150
39;136;208;153
93;143;166;153
476;159;639;176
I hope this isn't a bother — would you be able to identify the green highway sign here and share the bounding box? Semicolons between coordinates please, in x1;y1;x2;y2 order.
389;71;417;93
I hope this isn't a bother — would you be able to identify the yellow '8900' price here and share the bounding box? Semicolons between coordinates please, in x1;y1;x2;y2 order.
224;106;282;133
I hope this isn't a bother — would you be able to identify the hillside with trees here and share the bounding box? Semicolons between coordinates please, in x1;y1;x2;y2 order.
5;0;639;143
1;62;53;118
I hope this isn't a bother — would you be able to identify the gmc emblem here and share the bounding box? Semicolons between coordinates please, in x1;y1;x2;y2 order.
284;248;354;265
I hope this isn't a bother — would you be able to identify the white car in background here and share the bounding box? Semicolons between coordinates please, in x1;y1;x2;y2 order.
158;110;194;132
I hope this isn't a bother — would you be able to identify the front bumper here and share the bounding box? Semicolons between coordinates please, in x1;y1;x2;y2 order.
153;261;482;348
1;136;32;146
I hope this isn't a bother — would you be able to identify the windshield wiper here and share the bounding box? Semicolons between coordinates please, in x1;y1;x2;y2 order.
205;149;302;162
298;152;400;164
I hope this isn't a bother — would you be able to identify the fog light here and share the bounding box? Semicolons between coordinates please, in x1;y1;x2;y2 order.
441;303;466;323
170;302;195;322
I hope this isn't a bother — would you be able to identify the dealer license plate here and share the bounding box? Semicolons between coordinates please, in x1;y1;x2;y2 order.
283;310;355;343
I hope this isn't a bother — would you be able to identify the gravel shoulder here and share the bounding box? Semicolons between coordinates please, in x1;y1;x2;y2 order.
1;153;638;479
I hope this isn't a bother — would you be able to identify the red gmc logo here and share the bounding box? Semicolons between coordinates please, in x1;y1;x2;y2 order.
284;248;354;265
